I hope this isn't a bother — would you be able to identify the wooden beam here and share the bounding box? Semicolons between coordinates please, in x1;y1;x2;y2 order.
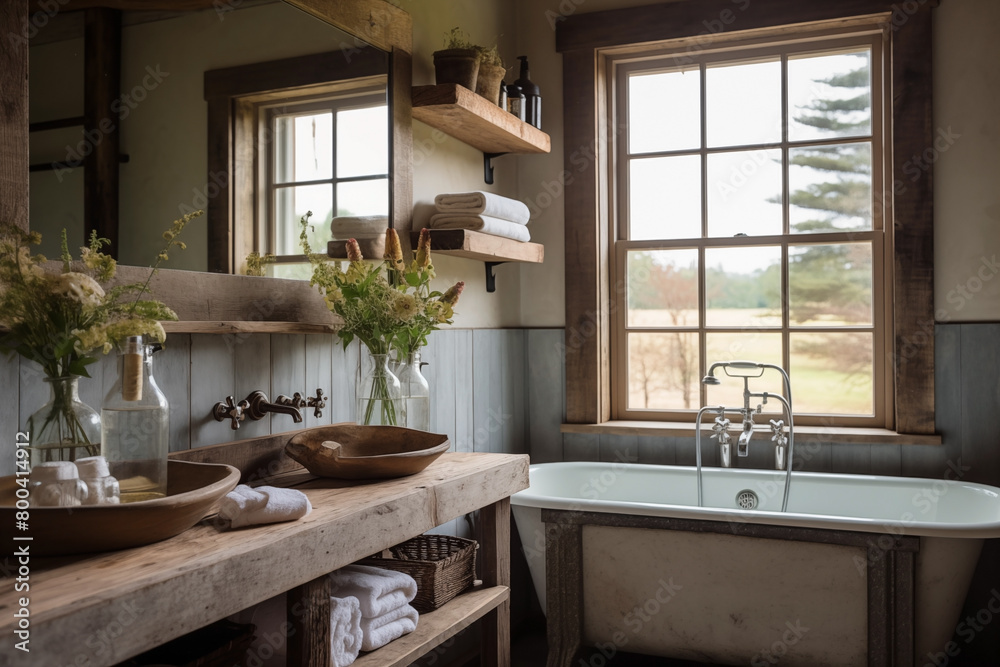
283;0;412;54
30;0;220;10
390;47;413;236
479;497;511;667
1;1;29;233
557;0;905;52
287;575;332;667
83;7;122;256
891;7;936;435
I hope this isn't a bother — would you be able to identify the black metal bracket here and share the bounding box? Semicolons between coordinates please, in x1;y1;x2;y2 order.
485;261;507;293
483;152;507;185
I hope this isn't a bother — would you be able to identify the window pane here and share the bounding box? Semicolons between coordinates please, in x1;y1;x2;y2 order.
270;262;314;281
706;59;781;147
791;332;873;415
788;49;872;142
705;334;784;408
628;332;700;410
629;155;701;240
275;184;332;256
628;69;701;153
706;247;781;327
337;105;388;177
789;243;873;326
707;149;782;237
275;112;332;183
627;249;699;328
337;179;389;217
789;142;872;233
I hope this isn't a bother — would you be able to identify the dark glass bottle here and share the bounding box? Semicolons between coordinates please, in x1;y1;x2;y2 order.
514;55;541;129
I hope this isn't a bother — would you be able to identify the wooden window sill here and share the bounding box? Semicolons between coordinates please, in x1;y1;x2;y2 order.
561;421;943;446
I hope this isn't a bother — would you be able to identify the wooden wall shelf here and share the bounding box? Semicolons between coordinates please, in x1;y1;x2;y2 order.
412;84;551;155
411;229;544;264
162;321;341;335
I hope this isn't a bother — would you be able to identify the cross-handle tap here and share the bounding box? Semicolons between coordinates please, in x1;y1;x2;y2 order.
213;395;249;430
712;415;733;468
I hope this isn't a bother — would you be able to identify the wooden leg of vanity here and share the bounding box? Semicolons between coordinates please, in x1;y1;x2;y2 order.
479;497;511;667
288;574;332;667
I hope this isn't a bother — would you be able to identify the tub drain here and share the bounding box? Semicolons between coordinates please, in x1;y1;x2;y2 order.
735;489;759;510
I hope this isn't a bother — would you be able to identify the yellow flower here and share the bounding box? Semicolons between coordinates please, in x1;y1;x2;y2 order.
52;272;105;307
383;228;404;271
393;293;419;321
416;228;432;269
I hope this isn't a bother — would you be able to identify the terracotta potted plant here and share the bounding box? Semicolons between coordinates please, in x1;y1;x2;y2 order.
475;44;506;106
433;28;479;90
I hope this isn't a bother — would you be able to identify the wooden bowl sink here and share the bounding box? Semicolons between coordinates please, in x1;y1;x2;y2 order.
285;425;450;480
0;460;240;556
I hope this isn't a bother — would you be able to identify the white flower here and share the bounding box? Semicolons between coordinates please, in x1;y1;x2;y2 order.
52;272;105;307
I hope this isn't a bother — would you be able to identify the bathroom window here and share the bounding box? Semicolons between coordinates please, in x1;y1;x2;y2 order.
559;4;937;435
259;93;389;280
613;34;888;427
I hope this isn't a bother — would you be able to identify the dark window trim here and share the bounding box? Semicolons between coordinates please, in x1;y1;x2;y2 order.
558;0;937;435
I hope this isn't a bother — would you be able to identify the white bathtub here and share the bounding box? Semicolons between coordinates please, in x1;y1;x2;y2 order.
512;461;1000;666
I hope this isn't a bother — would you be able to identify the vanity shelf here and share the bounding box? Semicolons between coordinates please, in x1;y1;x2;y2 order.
412;84;551;155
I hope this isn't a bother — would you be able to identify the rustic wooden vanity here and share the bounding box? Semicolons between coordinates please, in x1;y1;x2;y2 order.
0;445;529;667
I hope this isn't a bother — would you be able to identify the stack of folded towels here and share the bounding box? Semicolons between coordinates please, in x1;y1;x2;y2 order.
430;191;532;242
330;215;389;240
328;564;420;666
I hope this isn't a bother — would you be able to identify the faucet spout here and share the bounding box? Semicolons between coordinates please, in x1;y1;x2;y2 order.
737;416;753;457
246;390;303;423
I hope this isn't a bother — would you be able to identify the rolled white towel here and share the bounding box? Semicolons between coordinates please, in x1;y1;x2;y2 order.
331;215;389;239
330;596;363;667
359;604;418;652
328;565;417;619
429;214;531;243
434;191;530;225
218;484;312;529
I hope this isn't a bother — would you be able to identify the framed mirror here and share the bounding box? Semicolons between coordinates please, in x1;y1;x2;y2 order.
3;0;411;325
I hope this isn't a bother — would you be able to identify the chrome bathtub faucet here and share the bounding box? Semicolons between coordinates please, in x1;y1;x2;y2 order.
695;361;796;512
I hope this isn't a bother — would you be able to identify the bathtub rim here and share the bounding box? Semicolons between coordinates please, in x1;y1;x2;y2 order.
511;461;1000;539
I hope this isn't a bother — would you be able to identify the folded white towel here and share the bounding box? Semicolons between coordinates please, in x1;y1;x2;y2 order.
434;191;531;225
359;604;418;651
330;596;363;667
331;215;389;239
218;484;312;529
429;214;531;243
328;565;417;619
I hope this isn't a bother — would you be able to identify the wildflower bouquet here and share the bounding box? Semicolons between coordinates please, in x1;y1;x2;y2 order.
300;216;464;425
0;212;200;461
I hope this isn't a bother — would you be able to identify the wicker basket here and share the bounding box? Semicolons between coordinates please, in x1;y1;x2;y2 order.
358;535;477;613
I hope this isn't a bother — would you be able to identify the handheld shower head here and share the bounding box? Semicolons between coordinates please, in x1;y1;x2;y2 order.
702;375;721;385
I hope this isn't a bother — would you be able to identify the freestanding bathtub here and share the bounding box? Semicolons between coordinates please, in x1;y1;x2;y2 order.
511;461;1000;667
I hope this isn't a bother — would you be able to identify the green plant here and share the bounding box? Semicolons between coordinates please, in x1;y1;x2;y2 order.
476;44;505;69
443;27;475;51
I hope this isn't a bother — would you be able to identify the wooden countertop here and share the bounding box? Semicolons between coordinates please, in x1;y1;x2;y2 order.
0;452;529;666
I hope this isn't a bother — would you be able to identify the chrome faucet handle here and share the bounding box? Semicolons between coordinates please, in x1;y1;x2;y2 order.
711;416;732;444
769;419;787;447
305;388;326;418
212;395;248;430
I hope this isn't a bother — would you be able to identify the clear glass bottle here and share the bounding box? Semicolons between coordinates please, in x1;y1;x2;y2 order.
356;351;404;426
101;336;169;502
397;351;430;432
26;375;102;467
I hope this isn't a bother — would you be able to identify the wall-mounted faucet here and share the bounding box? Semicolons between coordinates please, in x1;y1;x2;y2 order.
213;390;308;430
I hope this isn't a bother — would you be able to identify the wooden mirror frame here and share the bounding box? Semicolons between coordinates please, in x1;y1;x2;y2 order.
0;0;412;331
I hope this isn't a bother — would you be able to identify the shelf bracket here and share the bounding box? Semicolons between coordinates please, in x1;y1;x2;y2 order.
485;261;507;293
483;152;507;185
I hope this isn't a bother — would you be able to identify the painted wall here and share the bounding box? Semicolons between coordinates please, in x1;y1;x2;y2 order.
510;0;1000;325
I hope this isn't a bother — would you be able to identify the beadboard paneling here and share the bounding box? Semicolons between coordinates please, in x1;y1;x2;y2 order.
304;336;333;429
453;330;475;453
329;340;359;425
234;333;272;440
157;335;192;453
960;323;1000;485
526;329;564;463
270;334;306;433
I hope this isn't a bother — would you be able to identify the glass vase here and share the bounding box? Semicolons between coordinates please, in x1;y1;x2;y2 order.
101;337;170;502
356;351;404;426
397;351;430;432
26;376;102;467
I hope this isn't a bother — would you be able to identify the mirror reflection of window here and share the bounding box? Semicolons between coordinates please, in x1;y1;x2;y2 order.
265;93;388;280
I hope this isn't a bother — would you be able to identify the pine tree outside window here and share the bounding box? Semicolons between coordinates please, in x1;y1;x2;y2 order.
612;29;891;427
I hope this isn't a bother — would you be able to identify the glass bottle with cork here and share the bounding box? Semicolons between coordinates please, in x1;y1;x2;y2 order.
101;336;169;502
